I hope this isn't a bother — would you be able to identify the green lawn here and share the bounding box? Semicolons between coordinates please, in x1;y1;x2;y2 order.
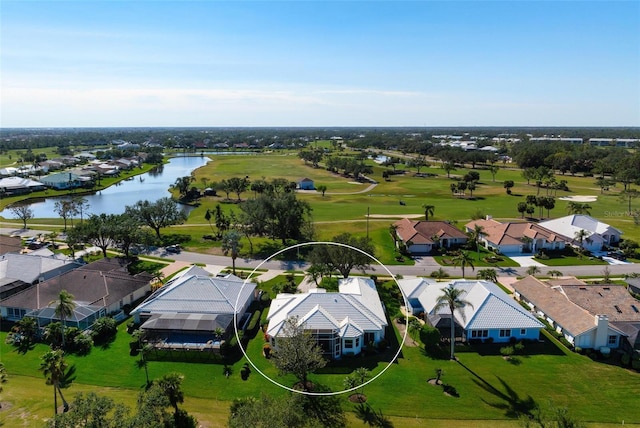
3;314;640;426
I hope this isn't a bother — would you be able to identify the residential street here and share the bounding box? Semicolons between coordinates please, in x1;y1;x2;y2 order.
153;248;640;279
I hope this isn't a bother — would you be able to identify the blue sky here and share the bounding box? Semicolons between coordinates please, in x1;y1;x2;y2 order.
1;1;639;127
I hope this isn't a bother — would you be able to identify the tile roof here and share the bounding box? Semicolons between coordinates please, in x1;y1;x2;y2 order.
394;218;467;245
512;276;597;336
465;219;571;247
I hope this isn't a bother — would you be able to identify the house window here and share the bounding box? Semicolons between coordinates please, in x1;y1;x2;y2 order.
499;329;511;337
355;337;360;347
471;330;488;338
520;329;526;335
344;339;353;349
608;335;617;346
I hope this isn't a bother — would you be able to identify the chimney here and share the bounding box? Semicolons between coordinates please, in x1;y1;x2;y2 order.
594;314;609;349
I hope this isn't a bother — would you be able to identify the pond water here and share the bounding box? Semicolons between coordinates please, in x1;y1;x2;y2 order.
1;156;210;218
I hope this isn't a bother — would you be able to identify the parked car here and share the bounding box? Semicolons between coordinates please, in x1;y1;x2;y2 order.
607;251;626;261
165;244;181;254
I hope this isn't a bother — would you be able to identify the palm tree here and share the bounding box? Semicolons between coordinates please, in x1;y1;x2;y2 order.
476;268;498;283
136;344;153;388
574;229;590;256
566;201;592;216
521;236;533;253
467;224;485;261
156;372;185;415
526;265;541;276
452;250;474;279
389;224;399;247
547;270;563;278
434;284;474;360
50;290;76;348
422;204;435;221
40;349;68;416
221;230;242;276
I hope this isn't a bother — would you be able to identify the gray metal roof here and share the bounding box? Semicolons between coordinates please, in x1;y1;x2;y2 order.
131;274;256;317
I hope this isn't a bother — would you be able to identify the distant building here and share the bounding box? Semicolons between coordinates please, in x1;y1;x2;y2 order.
0;177;46;195
297;177;315;190
40;172;91;190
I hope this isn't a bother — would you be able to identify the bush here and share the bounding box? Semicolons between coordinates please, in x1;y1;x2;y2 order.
621;353;631;366
377;339;389;351
72;333;93;356
500;346;514;357
632;359;640;370
91;317;117;344
419;325;441;348
514;341;525;354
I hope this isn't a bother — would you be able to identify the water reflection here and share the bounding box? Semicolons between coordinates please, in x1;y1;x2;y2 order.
1;156;209;218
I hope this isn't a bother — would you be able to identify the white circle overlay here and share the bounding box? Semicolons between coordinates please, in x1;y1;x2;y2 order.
233;241;409;396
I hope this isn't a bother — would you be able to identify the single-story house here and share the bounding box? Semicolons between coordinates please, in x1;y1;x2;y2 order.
393;218;468;255
539;215;622;252
512;276;630;351
465;218;571;254
0;177;46;195
0;252;82;300
130;266;257;347
0;235;23;255
297;177;315;190
398;278;543;343
266;277;387;359
1;258;153;329
39;172;92;190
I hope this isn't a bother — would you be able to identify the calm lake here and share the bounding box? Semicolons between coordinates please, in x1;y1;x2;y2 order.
1;156;210;218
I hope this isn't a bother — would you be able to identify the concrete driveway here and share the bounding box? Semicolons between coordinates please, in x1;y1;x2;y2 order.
504;253;546;267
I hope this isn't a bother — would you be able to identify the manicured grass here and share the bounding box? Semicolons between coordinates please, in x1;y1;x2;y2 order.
3;315;640;426
536;255;609;266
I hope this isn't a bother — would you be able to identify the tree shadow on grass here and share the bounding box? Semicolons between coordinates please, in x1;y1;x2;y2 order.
354;402;394;428
457;360;536;418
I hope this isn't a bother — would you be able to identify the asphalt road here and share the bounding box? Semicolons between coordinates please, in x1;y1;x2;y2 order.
155;248;640;279
4;226;638;279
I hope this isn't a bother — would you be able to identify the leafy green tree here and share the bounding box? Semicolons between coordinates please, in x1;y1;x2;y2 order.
517;202;528;218
271;316;327;391
45;392;130;428
434;284;474;360
227;176;250;201
504;180;515;194
490;165;500;182
309;233;375;278
173;176;194;198
443;162;456;178
452;250;474;278
125;197;187;239
50;290;76;348
75;213;118;257
316;184;327;196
